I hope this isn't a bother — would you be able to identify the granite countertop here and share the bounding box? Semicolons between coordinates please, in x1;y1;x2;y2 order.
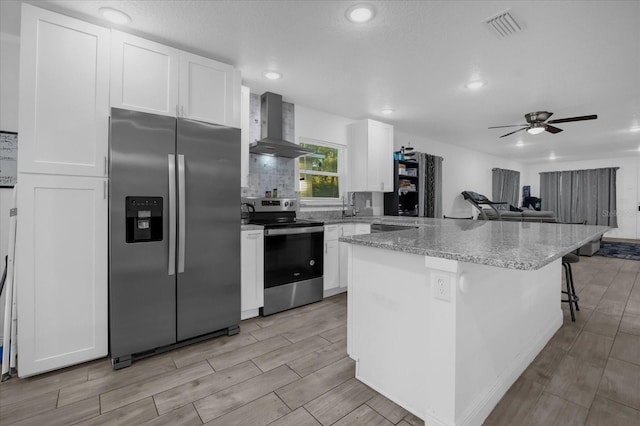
332;217;609;271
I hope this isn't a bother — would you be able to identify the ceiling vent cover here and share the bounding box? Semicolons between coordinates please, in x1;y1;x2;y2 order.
485;10;522;38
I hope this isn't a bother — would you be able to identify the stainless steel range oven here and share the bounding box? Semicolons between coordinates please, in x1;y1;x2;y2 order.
244;197;324;315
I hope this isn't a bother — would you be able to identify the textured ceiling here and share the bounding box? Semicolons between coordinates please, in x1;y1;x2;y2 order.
1;0;639;164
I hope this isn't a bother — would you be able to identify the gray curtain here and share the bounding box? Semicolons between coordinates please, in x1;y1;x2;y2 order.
492;168;520;207
539;167;618;227
417;153;443;218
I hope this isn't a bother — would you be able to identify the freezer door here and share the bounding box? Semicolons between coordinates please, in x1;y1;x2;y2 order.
109;108;177;358
176;119;241;340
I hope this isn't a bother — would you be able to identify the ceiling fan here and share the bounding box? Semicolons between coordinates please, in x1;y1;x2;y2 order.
489;111;598;138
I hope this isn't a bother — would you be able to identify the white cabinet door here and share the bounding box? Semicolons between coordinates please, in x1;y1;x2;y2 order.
339;224;355;288
110;30;180;117
325;240;340;292
240;86;250;187
18;4;110;177
241;230;264;320
324;225;340;292
16;174;108;377
348;119;394;192
369;120;394;192
179;51;240;127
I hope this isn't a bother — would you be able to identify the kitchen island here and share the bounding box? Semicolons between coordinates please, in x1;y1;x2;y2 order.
339;219;608;426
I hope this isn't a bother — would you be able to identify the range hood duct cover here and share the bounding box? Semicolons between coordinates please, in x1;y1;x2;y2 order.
249;92;313;158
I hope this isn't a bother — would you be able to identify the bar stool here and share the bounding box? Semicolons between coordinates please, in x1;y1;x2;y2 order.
562;253;580;321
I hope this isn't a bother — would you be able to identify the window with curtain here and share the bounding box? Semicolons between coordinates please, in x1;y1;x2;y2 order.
492;168;520;207
539;167;618;226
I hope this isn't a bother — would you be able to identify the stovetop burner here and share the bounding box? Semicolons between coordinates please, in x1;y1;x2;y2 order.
242;197;323;228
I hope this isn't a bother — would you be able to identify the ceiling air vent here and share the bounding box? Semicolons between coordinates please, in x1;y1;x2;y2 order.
485;10;523;38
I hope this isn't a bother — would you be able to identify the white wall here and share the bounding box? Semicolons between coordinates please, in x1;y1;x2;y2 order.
0;33;20;340
294;104;359;210
394;131;527;217
525;157;640;239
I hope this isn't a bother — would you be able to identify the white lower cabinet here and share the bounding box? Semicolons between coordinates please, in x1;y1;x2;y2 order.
325;223;371;294
241;229;264;320
339;224;371;289
324;225;341;293
16;173;108;377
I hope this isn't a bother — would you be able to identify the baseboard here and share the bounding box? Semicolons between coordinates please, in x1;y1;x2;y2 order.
323;287;347;298
241;308;259;320
457;314;562;426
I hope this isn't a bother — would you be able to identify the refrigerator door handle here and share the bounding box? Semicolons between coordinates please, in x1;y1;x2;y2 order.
177;154;186;273
168;154;176;276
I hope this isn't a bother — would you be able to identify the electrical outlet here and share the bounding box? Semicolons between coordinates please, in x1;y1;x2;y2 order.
433;274;452;302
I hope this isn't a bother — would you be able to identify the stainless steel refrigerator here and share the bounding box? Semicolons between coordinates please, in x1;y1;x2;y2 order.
109;108;240;369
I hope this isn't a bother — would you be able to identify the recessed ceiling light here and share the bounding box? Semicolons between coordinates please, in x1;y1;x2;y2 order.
381;108;394;115
346;4;376;23
549;152;556;160
99;7;131;25
263;71;282;80
464;80;485;90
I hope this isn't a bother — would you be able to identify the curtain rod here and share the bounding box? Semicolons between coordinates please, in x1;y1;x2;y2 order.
538;166;620;174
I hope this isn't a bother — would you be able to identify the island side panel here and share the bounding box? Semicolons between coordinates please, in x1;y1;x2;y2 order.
347;244;441;421
454;260;563;425
347;243;564;426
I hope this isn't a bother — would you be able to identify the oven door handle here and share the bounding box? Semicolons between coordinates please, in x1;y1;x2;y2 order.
265;227;324;236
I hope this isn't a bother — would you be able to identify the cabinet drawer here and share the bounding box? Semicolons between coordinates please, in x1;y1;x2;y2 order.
324;225;340;241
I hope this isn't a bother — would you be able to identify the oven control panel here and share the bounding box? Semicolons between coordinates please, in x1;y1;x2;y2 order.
243;197;296;212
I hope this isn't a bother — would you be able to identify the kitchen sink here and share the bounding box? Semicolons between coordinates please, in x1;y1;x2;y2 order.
370;224;418;233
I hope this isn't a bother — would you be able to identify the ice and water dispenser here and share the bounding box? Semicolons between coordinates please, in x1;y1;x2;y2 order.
125;197;163;243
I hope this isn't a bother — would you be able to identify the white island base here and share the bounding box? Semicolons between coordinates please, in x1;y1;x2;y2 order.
346;244;563;426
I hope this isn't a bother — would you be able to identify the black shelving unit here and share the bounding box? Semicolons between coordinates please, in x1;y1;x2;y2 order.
384;160;419;216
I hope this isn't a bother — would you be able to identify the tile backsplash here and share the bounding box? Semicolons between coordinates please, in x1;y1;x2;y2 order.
243;154;296;198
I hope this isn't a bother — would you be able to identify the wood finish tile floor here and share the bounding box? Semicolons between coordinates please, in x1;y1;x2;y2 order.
1;255;640;425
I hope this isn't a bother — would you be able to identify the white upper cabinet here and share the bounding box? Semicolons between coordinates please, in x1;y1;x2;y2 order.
110;30;180;117
179;51;240;127
348;119;394;192
18;4;110;177
111;31;240;127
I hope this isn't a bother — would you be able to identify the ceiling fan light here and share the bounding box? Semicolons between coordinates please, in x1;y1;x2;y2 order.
527;125;546;135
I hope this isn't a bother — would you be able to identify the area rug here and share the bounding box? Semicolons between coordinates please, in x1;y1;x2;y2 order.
595;241;640;261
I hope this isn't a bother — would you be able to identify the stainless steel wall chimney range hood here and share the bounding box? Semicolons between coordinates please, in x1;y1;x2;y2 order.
249;92;313;158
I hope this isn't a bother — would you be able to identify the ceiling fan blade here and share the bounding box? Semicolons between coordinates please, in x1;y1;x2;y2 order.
545;125;563;134
500;127;528;138
547;114;597;124
488;124;528;129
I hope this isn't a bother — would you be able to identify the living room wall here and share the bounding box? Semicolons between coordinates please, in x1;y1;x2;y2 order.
525;157;638;239
394;131;527;218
